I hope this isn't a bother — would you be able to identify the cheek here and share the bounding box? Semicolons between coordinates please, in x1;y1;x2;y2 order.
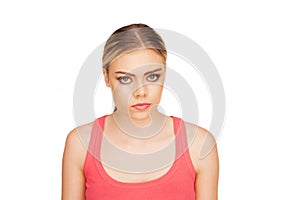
111;84;134;108
113;87;132;99
148;85;164;98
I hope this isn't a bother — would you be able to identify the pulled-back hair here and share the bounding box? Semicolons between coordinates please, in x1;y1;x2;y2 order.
102;23;167;71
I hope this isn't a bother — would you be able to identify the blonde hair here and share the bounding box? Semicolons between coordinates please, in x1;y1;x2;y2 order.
102;23;167;72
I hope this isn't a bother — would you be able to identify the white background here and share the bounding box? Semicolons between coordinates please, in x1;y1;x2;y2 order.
1;0;299;199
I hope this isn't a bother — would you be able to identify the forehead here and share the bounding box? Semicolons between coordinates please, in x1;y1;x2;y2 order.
109;49;165;72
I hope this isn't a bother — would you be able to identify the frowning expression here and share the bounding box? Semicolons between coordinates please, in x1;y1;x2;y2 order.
103;49;166;119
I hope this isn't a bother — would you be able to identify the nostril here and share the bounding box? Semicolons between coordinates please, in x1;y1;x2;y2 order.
133;86;148;97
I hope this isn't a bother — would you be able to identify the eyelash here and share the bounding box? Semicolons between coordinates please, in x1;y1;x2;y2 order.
116;76;132;84
147;74;161;82
116;74;161;84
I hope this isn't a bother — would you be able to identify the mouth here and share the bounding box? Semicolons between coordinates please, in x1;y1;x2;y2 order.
131;103;151;111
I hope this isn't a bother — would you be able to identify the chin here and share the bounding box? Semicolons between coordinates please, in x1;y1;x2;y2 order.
129;109;151;121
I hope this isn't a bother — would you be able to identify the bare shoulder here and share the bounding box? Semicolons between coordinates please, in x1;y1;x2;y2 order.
74;121;94;149
184;121;217;153
65;121;94;150
62;122;94;199
183;121;218;173
63;121;94;170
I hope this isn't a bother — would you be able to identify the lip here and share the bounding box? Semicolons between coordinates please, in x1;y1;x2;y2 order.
131;103;151;110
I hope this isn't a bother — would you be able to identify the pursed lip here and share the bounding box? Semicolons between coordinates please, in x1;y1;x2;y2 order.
131;103;151;107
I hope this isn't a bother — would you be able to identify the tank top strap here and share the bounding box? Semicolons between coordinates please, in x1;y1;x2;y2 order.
171;115;189;158
171;116;187;158
87;115;107;159
172;116;195;179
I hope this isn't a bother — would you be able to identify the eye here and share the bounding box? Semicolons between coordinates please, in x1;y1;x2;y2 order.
117;76;132;84
146;74;161;82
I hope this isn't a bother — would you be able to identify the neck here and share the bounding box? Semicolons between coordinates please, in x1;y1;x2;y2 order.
112;109;168;139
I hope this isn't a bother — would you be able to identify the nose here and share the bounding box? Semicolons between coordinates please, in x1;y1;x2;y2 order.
133;84;148;99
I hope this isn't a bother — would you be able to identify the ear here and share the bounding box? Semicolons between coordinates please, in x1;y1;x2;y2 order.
103;68;111;87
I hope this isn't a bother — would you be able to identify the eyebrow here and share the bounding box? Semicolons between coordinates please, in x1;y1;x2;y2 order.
115;68;162;76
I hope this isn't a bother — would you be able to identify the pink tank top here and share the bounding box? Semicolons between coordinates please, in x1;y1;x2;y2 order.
84;115;196;199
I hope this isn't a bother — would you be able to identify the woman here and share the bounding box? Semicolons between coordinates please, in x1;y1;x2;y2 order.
62;23;219;200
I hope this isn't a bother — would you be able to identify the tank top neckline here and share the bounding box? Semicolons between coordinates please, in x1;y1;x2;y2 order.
90;114;189;188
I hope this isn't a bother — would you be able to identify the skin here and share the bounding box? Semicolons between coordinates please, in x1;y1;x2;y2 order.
62;49;219;200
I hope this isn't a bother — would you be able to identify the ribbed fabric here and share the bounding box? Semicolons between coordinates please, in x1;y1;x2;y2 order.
84;115;196;199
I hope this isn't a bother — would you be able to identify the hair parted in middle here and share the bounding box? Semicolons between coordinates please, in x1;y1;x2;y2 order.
102;23;167;72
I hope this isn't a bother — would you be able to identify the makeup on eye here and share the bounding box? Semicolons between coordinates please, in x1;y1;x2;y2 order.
116;73;161;84
115;68;163;84
146;73;161;82
116;76;133;84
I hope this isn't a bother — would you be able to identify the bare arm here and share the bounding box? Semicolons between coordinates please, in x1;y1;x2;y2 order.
62;128;86;200
190;128;219;200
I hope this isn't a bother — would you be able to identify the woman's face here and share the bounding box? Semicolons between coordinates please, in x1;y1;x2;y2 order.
104;49;166;121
